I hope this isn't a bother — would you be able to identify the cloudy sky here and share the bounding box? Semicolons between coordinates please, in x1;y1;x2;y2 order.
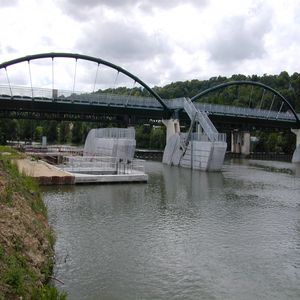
0;0;300;90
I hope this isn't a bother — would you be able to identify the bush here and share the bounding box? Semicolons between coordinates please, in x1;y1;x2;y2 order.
32;285;67;300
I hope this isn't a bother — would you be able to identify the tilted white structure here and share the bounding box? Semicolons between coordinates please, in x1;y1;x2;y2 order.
291;129;300;163
163;98;227;171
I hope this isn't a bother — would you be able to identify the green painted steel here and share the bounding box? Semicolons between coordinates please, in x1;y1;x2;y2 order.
1;54;299;128
0;52;171;114
191;80;300;127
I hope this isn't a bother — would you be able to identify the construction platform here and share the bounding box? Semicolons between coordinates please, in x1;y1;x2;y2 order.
16;158;148;185
73;172;148;184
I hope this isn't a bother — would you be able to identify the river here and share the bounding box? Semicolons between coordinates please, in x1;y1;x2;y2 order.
43;159;300;300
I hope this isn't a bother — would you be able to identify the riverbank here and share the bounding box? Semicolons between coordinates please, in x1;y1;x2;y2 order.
0;147;66;299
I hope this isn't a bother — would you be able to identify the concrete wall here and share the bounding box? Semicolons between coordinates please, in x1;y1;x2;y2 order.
162;133;227;171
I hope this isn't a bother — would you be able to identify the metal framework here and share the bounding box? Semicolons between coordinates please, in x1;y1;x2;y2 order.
0;52;171;114
191;80;300;126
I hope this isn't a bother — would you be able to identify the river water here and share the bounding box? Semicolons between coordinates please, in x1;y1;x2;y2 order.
43;160;300;300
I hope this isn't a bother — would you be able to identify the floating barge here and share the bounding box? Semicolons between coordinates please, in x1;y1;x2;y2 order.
59;156;148;184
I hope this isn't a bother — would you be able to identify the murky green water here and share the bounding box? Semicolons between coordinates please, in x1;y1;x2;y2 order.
43;160;300;300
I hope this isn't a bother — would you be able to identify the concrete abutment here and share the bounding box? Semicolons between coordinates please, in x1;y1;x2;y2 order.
291;128;300;163
162;119;181;143
231;131;251;156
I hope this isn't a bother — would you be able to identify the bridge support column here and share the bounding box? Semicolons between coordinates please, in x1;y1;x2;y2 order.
162;119;180;143
231;131;250;155
291;129;300;163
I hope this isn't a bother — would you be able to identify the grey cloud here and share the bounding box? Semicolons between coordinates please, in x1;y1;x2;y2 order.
0;0;18;7
76;21;171;63
126;54;174;86
5;46;17;53
207;6;273;65
135;0;207;13
0;45;17;56
56;0;207;20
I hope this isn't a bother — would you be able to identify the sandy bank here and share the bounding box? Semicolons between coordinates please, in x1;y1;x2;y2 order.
15;159;74;185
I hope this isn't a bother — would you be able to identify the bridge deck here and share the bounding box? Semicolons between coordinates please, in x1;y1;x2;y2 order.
0;85;299;128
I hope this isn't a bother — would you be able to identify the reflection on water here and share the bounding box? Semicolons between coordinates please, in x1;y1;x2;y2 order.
43;160;300;300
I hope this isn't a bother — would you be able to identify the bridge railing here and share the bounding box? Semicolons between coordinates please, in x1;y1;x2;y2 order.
198;103;296;120
180;132;226;143
0;84;162;109
168;97;296;121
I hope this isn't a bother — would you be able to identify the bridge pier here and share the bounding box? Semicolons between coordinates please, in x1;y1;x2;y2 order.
291;129;300;163
162;119;180;143
231;131;250;156
162;99;227;172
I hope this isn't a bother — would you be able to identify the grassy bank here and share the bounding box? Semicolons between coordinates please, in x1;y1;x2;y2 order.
0;146;66;299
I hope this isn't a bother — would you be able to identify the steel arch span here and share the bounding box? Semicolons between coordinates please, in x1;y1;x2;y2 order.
190;80;300;127
0;52;171;114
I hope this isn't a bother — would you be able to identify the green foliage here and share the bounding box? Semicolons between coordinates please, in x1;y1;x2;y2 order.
43;121;58;143
4;255;26;296
31;285;67;300
0;119;20;144
2;184;14;205
0;147;47;217
253;130;296;154
135;125;166;150
58;122;71;143
2;253;65;299
71;122;83;144
149;127;166;150
0;146;23;159
0;147;64;299
34;126;44;142
135;125;151;149
46;230;56;249
153;71;300;113
40;261;52;279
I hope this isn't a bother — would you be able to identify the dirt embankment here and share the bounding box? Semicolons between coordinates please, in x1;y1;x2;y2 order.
0;148;64;299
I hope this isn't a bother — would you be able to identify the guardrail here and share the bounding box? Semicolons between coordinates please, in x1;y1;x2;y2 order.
181;132;227;143
59;156;145;175
0;85;161;109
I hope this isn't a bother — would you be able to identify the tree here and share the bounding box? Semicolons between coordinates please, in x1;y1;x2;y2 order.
149;127;166;149
34;126;43;142
71;122;83;144
58;122;71;144
43;121;58;143
135;125;150;149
